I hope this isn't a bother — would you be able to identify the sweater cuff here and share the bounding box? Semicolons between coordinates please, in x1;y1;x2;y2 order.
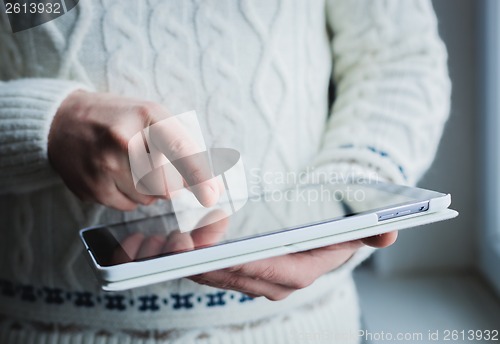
0;78;90;193
310;146;409;185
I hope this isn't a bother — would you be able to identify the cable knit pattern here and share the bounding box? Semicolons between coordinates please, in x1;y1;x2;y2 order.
241;0;294;175
103;0;152;98
0;0;450;343
195;0;244;150
149;0;197;114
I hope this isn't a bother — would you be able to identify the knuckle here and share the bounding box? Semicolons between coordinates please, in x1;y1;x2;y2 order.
100;154;123;174
104;125;129;152
136;102;163;121
219;275;246;290
225;265;244;274
168;137;195;158
188;168;204;186
189;275;209;285
257;265;278;281
93;185;113;205
108;123;136;151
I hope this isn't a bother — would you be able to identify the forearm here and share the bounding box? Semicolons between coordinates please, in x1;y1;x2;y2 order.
318;0;451;185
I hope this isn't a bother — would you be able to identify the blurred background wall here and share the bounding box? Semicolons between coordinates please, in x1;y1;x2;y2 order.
356;1;499;340
375;0;478;273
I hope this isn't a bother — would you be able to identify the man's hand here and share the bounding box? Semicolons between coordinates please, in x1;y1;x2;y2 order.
48;91;220;211
189;231;398;301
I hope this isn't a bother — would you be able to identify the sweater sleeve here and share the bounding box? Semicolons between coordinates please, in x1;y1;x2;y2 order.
0;78;88;194
310;0;451;271
316;0;451;186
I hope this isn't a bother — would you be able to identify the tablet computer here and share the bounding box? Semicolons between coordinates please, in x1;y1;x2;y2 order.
79;181;457;291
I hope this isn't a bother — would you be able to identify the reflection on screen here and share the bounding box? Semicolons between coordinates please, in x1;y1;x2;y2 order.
83;182;426;266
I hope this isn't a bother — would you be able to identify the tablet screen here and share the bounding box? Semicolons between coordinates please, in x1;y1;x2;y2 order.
82;182;442;266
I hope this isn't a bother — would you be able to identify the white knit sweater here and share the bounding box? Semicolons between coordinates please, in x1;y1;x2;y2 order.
0;0;450;343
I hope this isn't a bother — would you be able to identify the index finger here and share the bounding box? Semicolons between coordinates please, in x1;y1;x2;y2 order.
148;114;220;207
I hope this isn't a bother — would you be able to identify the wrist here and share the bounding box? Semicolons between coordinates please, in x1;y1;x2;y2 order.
48;89;87;162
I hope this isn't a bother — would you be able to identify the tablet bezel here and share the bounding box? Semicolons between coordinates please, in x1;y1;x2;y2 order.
79;182;451;288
